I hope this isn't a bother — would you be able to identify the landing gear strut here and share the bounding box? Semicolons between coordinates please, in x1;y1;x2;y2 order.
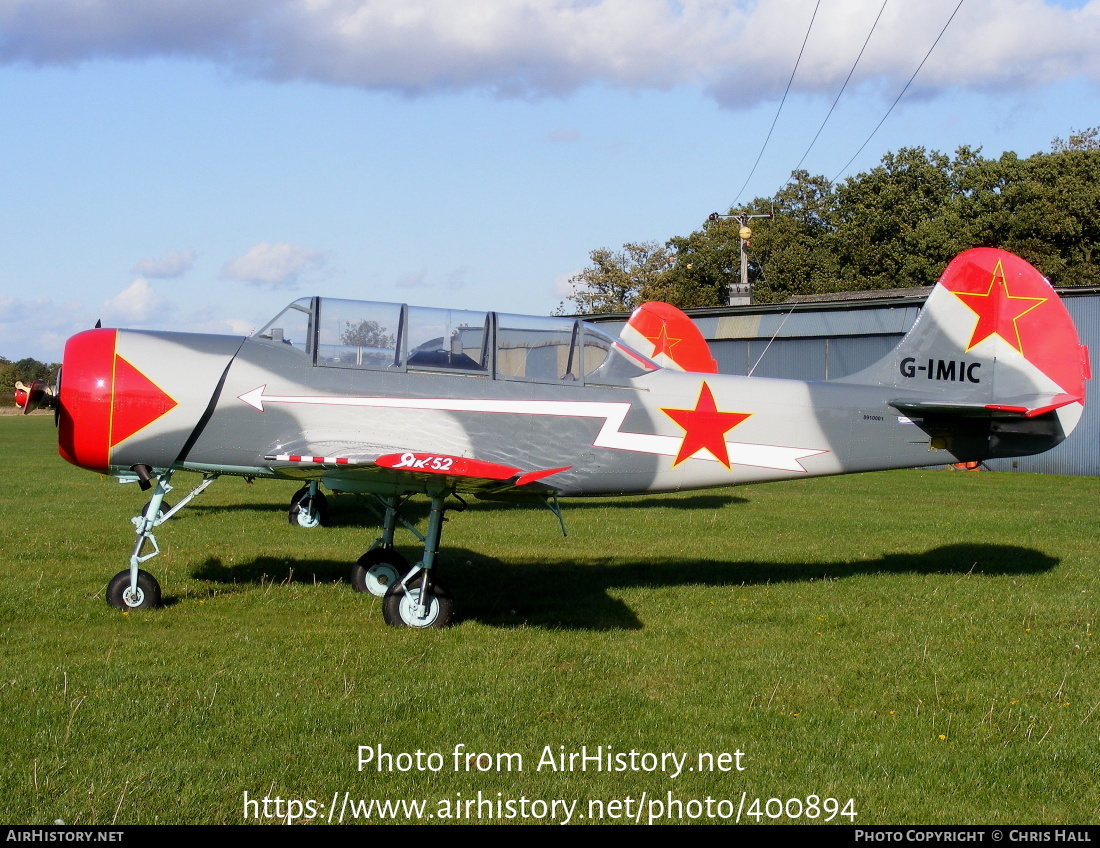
106;470;173;610
352;492;457;627
105;471;219;611
350;494;414;596
380;494;452;628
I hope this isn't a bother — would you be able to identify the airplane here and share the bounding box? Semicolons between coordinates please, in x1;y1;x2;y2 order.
22;247;1090;628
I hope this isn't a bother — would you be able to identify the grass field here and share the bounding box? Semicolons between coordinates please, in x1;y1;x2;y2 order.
1;415;1098;825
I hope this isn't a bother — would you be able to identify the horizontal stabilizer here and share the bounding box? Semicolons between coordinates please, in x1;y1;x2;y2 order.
890;392;1082;419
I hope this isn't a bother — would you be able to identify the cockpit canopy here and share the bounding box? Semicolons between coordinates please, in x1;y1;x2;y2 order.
254;298;659;387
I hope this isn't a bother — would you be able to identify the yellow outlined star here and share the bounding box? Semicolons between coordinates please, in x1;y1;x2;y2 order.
661;382;750;468
644;324;682;359
951;259;1047;354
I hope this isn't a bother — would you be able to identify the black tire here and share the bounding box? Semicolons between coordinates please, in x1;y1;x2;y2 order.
382;574;453;628
140;501;173;521
288;487;328;528
106;569;161;610
351;548;410;597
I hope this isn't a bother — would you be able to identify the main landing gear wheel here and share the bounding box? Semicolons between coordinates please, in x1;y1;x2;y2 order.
140;501;173;522
351;548;410;597
382;575;453;629
106;569;161;610
289;487;328;528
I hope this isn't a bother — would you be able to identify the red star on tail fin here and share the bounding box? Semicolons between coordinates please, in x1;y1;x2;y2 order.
950;259;1047;354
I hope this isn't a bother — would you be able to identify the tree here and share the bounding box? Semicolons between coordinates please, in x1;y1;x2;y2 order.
568;139;1100;314
341;320;396;349
560;241;671;314
956;146;1100;286
1051;127;1100;153
829;147;971;291
0;358;12;402
999;149;1100;286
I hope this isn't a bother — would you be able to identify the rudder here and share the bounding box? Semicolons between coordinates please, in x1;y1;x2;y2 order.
620;301;718;373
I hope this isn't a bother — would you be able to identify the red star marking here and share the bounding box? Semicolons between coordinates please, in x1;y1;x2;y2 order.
644;324;682;359
661;382;750;468
952;260;1047;354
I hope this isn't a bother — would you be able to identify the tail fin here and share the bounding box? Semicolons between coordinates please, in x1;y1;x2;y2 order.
620;301;718;373
838;248;1090;448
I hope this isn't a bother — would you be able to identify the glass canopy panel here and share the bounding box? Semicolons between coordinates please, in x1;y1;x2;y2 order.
495;314;581;383
254;298;313;358
406;306;489;372
581;323;658;386
316;299;403;370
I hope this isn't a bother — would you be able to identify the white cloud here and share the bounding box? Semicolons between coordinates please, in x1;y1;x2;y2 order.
132;248;196;279
222;241;327;288
0;294;32;325
0;291;259;360
444;265;469;290
225;317;257;336
100;278;172;325
0;296;89;361
0;1;1097;107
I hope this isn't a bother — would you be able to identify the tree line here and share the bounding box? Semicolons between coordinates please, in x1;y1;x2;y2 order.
563;128;1100;314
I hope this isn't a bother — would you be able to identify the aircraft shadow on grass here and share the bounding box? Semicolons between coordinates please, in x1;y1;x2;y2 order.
189;542;1058;631
185;492;751;529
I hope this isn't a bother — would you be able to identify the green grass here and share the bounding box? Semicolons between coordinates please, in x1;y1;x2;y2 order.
1;416;1098;824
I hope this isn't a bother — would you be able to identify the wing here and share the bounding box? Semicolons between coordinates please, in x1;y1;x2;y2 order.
264;446;570;495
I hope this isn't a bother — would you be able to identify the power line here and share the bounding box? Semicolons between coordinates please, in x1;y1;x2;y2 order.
832;0;966;183
731;0;821;207
793;0;889;174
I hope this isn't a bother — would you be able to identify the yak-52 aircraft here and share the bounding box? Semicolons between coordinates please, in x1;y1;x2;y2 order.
22;248;1090;627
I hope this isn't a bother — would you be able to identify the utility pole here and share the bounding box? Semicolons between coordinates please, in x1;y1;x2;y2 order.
708;211;773;306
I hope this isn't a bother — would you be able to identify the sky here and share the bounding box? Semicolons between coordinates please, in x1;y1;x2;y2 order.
1;0;1098;361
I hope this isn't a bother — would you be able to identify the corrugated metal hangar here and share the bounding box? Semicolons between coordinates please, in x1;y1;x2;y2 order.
587;287;1100;476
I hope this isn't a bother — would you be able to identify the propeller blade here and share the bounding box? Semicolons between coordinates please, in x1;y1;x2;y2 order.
53;366;62;427
14;378;57;415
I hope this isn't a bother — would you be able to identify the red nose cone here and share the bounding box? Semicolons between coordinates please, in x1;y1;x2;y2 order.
58;329;178;472
58;329;116;472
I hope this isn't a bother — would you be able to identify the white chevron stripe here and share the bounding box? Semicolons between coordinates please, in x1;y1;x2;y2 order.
238;385;825;472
